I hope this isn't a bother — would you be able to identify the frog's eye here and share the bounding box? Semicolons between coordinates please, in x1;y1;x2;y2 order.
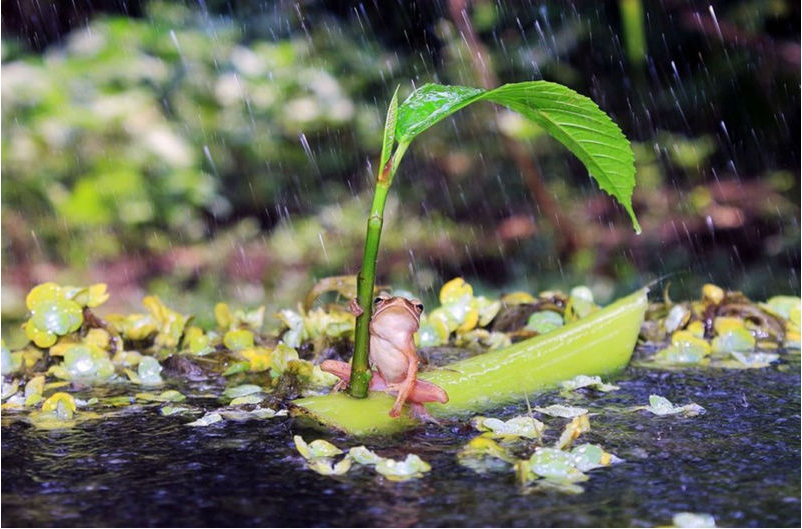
415;303;424;312
374;297;384;304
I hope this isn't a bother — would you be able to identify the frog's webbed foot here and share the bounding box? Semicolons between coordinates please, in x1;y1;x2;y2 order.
348;298;364;317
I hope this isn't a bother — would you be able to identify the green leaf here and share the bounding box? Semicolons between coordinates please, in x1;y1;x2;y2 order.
379;85;400;171
396;84;485;143
396;82;640;232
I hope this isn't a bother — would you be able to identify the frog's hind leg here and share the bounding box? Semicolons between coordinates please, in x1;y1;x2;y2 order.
320;360;386;392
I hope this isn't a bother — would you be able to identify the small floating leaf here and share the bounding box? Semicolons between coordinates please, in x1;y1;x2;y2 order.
275;309;305;348
31;298;83;337
570;443;620;472
347;446;384;466
475;297;502;326
439;277;473;305
142;295;189;348
528;448;588;482
1;380;20;401
26;283;63;310
701;284;725;304
240;347;272;372
374;454;431;481
184;326;213;355
186;412;224;426
70;283;110;308
642;395;705;417
229;395;264;406
218;407;286;421
136;356;164;386
60;344;115;382
672;512;716;528
223;329;255;351
293;435;343;459
525;311;564;334
1;340;19;375
41;392;77;420
222;384;263;399
560;375;619;393
472;415;545;439
84;328;111;349
160;406;193;416
223;361;250;376
457;437;515;473
759;296;801;321
729;351;779;368
664;305;691;332
565;286;598;321
416;318;450;347
214;303;233;329
535;404;589;418
307;457;352;476
136;390;185;403
500;291;536;305
711;328;755;354
556;414;591;450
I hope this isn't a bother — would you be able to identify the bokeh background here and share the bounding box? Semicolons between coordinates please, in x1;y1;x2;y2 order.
2;0;799;344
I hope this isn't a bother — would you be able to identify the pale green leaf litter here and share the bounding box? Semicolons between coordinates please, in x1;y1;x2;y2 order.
560;374;620;393
293;436;431;482
637;395;706;417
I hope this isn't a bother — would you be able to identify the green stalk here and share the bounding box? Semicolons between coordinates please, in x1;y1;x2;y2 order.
348;142;409;398
295;287;648;435
620;0;647;68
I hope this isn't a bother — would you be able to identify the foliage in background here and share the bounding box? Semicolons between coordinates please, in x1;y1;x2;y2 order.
1;2;388;264
1;0;799;325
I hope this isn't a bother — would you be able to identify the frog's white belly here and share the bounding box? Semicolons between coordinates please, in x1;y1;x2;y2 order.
369;335;409;383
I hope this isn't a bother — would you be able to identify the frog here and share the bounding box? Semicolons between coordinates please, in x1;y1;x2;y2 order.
320;294;448;419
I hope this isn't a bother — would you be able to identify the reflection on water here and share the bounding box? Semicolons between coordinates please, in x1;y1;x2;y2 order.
2;355;800;527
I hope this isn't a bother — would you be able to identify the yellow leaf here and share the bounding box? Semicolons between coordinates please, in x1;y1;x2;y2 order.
713;317;745;334
457;309;479;333
440;277;473;305
241;347;272;372
85;328;111;349
41;392;77;419
501;291;536;305
702;284;725;305
671;330;711;355
215;303;232;329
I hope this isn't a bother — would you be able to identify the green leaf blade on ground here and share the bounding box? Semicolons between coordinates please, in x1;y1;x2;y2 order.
394;82;640;232
292;288;647;436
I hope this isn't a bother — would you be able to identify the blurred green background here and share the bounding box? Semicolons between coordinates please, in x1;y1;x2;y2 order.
2;0;799;343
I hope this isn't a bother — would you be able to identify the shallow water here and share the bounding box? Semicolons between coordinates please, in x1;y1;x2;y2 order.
2;356;800;527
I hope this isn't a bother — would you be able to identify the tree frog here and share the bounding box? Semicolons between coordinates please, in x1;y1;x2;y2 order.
321;294;448;419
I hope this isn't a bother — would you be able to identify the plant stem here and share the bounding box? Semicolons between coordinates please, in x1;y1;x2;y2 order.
348;143;409;398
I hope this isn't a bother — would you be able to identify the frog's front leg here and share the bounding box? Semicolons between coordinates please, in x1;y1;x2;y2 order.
348;298;364;317
387;351;418;418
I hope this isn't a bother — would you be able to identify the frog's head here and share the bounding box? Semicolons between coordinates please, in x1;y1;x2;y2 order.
372;294;424;332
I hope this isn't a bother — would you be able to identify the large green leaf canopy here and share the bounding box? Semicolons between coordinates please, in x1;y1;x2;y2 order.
395;82;640;232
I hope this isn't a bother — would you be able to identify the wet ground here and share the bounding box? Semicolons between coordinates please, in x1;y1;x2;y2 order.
2;354;800;527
